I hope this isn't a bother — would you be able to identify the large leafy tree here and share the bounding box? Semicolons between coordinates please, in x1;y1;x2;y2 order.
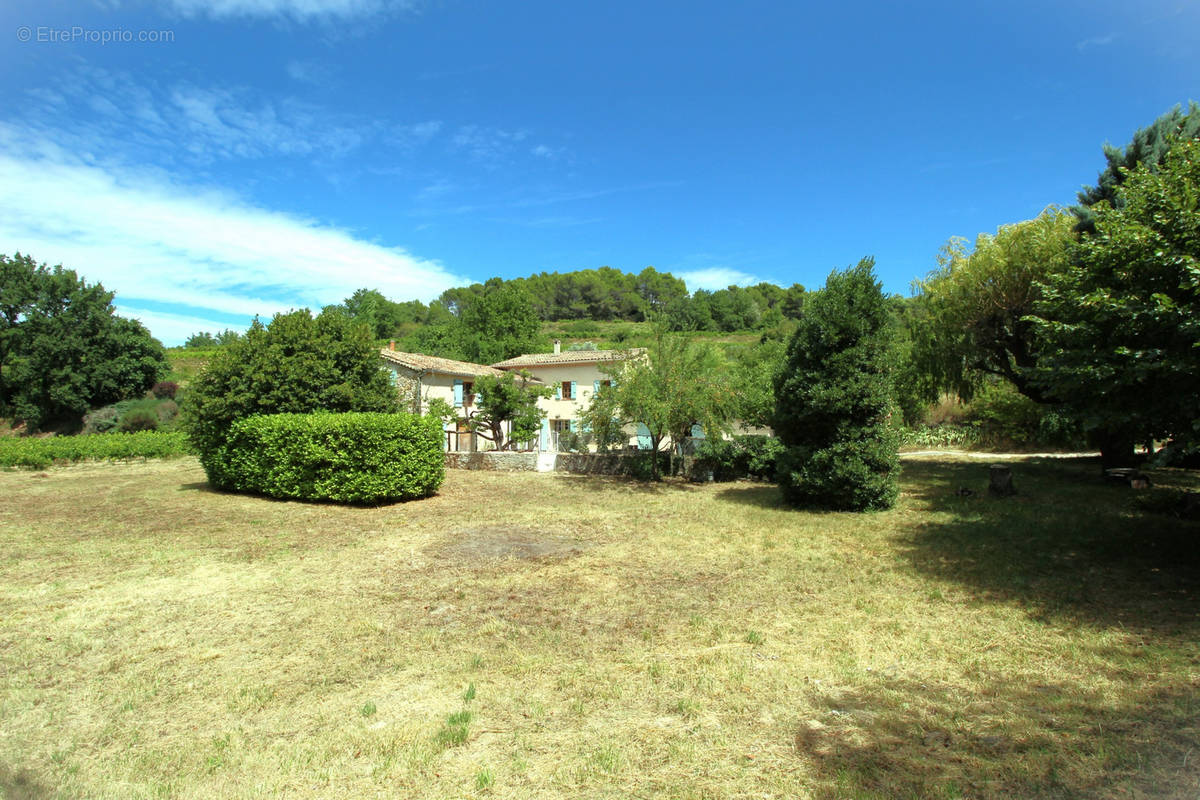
459;280;545;363
466;371;553;450
729;338;786;430
583;331;732;479
180;308;398;483
408;280;545;363
1031;137;1200;457
0;253;166;431
774;258;899;511
910;210;1076;404
1075;102;1200;233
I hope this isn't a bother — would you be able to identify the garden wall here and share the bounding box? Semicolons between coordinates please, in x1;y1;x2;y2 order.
443;450;700;478
444;451;538;471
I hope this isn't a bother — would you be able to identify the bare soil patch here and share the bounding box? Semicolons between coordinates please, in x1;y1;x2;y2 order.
435;524;593;564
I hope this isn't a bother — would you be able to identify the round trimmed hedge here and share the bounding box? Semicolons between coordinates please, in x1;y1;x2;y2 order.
207;411;444;504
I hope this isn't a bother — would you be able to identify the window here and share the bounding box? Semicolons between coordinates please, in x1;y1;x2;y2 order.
463;381;473;405
561;381;574;400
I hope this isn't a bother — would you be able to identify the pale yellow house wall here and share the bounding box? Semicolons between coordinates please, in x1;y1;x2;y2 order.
512;362;613;422
382;363;500;452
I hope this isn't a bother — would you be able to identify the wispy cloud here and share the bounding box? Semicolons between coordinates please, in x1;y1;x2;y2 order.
530;143;566;160
286;58;336;86
677;267;764;292
22;66;437;170
0;122;464;344
451;124;530;164
163;0;416;22
1076;33;1116;52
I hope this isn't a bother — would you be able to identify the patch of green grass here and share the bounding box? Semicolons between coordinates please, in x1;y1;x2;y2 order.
435;710;473;748
359;701;376;717
474;766;494;791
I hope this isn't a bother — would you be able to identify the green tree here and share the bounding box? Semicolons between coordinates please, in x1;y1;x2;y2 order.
180;308;398;484
729;338;786;430
584;331;731;479
1031;137;1200;460
465;371;554;450
1075;101;1200;233
774;258;899;511
458;281;545;363
911;210;1076;404
0;253;166;431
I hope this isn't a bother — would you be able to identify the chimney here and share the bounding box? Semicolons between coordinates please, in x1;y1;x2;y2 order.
553;339;561;355
388;340;396;351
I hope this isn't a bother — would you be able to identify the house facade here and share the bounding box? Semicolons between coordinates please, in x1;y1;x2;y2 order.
490;341;644;451
381;341;699;453
379;345;525;452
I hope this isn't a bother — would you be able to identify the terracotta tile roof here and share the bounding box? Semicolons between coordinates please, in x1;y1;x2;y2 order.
380;349;513;379
490;348;645;369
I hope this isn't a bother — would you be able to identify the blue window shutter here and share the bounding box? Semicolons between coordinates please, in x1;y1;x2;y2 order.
555;384;562;400
593;380;600;395
539;417;551;451
570;381;577;400
636;423;652;450
453;379;463;407
691;424;705;438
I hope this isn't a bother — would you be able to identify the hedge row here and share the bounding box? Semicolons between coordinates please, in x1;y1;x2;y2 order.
206;411;444;504
693;435;784;481
0;431;192;469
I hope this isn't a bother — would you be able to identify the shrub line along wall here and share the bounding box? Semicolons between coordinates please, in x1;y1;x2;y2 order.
445;451;684;478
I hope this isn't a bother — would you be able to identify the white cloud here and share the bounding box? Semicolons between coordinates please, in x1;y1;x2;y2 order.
0;125;465;345
1076;33;1116;52
677;267;764;292
113;307;245;346
165;0;413;21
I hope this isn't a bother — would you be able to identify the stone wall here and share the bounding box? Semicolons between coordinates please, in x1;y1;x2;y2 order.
444;451;538;471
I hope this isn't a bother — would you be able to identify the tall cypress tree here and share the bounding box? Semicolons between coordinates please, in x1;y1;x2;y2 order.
773;258;899;511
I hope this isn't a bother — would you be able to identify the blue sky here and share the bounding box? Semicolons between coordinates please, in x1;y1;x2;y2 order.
1;0;1197;345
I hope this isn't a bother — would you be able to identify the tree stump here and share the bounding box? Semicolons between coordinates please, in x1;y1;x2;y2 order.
988;464;1016;497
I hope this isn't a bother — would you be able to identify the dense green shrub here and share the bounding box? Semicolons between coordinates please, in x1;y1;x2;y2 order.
211;412;444;504
623;451;670;481
964;382;1083;449
694;435;784;481
181;309;398;467
775;437;899;511
119;407;159;432
774;259;899;511
0;431;192;468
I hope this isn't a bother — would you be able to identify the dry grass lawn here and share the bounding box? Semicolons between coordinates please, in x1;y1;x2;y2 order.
1;457;1198;799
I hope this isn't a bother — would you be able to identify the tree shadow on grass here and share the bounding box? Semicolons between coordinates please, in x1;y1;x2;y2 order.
0;762;52;800
794;673;1200;799
550;473;705;495
716;482;787;509
897;458;1200;635
177;480;222;494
